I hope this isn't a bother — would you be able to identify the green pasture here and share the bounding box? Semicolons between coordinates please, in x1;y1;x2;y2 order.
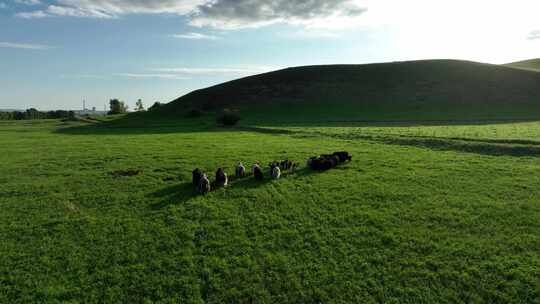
0;118;538;303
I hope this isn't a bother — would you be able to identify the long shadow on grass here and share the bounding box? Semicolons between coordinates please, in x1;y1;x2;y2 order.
55;112;296;136
372;133;540;147
148;167;320;210
149;183;200;209
56;110;540;136
344;134;540;157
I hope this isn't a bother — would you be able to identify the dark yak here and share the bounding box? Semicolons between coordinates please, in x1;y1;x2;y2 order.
215;168;228;187
192;168;203;186
333;151;352;162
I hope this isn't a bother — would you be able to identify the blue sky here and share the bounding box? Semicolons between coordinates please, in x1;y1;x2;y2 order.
1;0;540;110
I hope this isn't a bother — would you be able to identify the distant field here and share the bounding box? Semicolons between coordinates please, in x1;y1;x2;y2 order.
0;117;539;303
505;59;540;72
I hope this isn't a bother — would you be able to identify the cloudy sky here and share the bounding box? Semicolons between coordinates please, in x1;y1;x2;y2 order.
1;0;540;110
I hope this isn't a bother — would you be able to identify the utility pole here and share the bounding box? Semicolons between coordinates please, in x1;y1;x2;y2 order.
83;99;86;111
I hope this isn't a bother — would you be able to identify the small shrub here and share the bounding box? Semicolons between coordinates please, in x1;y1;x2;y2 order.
185;108;204;118
216;110;241;126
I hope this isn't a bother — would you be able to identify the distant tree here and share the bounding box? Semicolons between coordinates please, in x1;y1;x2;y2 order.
13;112;25;120
44;110;72;119
25;108;44;120
67;111;76;120
135;99;145;112
148;102;163;111
109;99;128;115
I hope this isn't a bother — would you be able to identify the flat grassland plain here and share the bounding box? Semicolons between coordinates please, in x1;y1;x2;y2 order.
0;117;539;303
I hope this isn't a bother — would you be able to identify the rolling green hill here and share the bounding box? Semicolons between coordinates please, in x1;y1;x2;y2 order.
505;58;540;72
161;59;540;123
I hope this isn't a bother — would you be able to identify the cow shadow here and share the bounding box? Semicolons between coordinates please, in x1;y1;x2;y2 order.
374;136;540;157
148;182;199;209
148;166;324;210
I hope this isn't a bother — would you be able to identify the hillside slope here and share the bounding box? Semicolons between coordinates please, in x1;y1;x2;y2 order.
162;59;540;122
505;58;540;72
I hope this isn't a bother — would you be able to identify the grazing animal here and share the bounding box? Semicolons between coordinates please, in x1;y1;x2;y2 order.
253;164;264;181
308;156;333;171
192;168;203;186
235;162;246;178
280;160;292;171
198;174;211;194
329;155;340;168
269;162;280;176
271;166;281;179
252;163;261;174
215;168;228;187
292;162;299;171
333;151;352;162
307;157;317;168
320;158;333;171
283;160;293;170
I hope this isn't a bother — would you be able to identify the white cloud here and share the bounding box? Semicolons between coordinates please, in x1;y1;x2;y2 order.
528;30;540;40
15;10;47;18
15;0;367;29
62;67;275;81
172;32;219;40
12;0;540;66
60;74;108;79
115;73;187;80
151;66;275;76
0;41;52;49
54;0;204;16
189;0;367;29
15;0;41;5
46;4;113;18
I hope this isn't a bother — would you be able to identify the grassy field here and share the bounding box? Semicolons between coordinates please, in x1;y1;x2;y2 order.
505;59;540;72
1;117;539;303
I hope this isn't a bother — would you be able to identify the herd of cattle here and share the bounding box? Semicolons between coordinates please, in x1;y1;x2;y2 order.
192;151;352;194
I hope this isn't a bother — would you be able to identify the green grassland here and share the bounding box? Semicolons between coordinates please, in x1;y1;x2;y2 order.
505;59;540;72
1;117;539;303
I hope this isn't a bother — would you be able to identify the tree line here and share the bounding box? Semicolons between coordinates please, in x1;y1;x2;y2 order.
0;109;75;121
108;99;162;114
1;99;164;120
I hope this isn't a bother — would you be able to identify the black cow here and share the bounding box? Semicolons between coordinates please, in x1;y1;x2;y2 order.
192;168;203;186
328;155;339;168
253;164;264;181
215;168;228;187
333;151;352;162
308;157;332;171
319;158;333;170
307;157;318;169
